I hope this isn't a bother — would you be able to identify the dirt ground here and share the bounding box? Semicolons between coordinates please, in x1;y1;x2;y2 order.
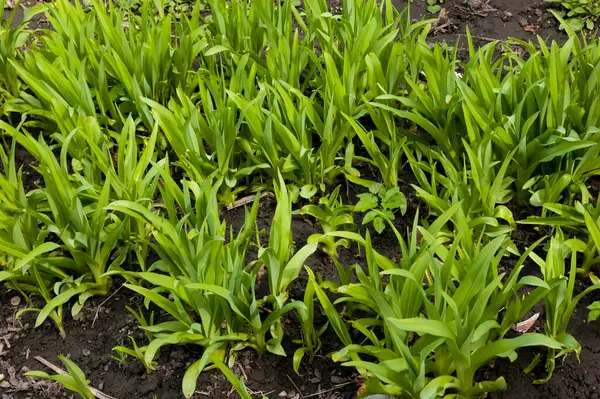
3;1;599;399
395;0;564;45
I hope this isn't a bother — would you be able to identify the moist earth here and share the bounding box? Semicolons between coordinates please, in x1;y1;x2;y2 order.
1;0;597;398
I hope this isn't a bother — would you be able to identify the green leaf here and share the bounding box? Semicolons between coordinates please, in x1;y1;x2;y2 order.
205;45;229;56
427;4;441;13
381;188;406;214
300;185;317;199
279;242;319;292
210;354;252;399
35;284;90;328
389;318;456;340
15;242;60;272
373;217;385;234
293;348;307;374
307;267;353;347
420;375;460;399
182;344;222;398
518;276;550;290
354;193;379;212
59;356;94;399
588;302;600;322
471;334;563;369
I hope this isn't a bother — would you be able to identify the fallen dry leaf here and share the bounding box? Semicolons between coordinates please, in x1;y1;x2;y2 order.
512;312;540;333
523;25;539;33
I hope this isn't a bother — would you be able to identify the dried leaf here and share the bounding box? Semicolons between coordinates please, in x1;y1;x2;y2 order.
512;312;540;333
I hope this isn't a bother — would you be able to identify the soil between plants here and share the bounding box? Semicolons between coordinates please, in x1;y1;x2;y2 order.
2;1;599;399
395;0;564;45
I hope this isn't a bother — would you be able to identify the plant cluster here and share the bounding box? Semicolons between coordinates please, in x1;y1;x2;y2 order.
547;0;600;31
2;0;600;398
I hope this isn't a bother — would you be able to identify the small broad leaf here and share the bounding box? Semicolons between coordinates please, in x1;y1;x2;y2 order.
354;193;379;212
362;210;379;225
588;302;600;322
427;4;441;13
373;217;385;234
381;188;407;214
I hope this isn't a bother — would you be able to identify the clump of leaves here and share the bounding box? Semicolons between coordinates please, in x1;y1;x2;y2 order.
526;229;600;383
353;185;407;234
294;186;356;257
546;0;600;30
312;207;566;398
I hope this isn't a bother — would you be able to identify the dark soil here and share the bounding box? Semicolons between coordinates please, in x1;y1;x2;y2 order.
1;1;598;399
0;285;358;399
395;0;565;46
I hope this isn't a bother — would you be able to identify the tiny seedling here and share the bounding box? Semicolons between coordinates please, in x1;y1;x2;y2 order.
353;185;407;234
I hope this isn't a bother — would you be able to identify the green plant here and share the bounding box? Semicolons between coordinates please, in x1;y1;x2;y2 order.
525;229;600;383
294;186;356;258
0;137;71;336
211;354;258;399
13;130;127;330
113;336;156;373
345;113;407;190
427;0;443;13
25;356;94;399
406;139;517;239
0;0;46;101
292;270;329;373
107;177;316;397
68;116;166;272
370;30;600;208
112;305;157;372
7;0;205;132
546;0;600;31
519;198;600;274
145;69;269;206
351;182;407;234
313;208;565;398
117;0;203;19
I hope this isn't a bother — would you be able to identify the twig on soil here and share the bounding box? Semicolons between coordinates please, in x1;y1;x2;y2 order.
32;356;117;399
248;388;275;397
238;363;249;382
287;374;303;396
300;381;355;398
92;284;124;328
226;191;275;211
444;33;500;42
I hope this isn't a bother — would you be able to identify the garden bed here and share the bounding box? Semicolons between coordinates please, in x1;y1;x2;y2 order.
1;176;599;399
2;0;600;398
396;0;564;44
